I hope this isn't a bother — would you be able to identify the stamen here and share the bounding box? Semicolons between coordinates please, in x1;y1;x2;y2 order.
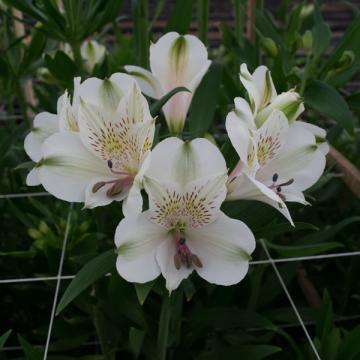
191;254;203;268
106;182;123;197
107;160;113;169
174;253;181;270
276;186;281;193
272;173;279;182
278;178;294;187
92;181;106;193
179;237;186;245
173;233;202;270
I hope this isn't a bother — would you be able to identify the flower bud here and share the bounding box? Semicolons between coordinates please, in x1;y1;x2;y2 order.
28;228;42;239
302;30;313;53
256;90;304;126
300;4;314;19
261;37;278;58
39;221;49;234
337;50;355;70
81;40;106;73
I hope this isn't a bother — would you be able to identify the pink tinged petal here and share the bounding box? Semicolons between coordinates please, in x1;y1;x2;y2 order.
115;212;166;283
124;65;163;99
187;212;256;285
26;167;40;186
146;137;227;185
226;173;294;225
156;238;193;292
24;112;59;162
38;132;109;202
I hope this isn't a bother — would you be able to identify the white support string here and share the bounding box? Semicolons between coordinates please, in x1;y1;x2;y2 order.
260;239;321;360
0;192;50;199
2;250;360;285
43;204;73;360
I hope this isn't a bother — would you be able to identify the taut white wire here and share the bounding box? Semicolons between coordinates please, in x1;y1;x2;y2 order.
260;239;321;360
0;192;50;199
2;250;360;285
43;204;73;360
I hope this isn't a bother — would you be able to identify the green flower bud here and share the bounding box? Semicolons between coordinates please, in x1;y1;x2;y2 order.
302;30;313;53
28;228;42;239
300;4;314;19
337;50;355;69
261;37;278;58
39;221;49;234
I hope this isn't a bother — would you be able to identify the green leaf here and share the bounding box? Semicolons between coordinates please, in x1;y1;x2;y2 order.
321;17;360;75
150;86;190;117
188;63;222;137
312;4;331;58
56;250;116;315
45;51;78;85
304;80;354;134
197;345;282;360
0;330;12;349
21;28;47;71
18;335;42;360
265;240;343;257
132;0;149;68
255;222;319;238
316;290;333;341
134;280;155;305
165;0;193;34
129;327;145;359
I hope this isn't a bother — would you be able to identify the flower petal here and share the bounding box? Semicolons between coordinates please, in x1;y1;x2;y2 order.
227;173;293;225
26;167;40;186
58;91;79;132
24;112;58;162
115;211;166;283
187;212;255;285
146;137;227;185
257;122;326;191
295;121;329;155
124;65;163;99
156;238;193;292
39;132;109;202
84;176;129;209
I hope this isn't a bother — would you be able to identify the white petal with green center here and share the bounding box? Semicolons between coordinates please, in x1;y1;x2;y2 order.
295;121;329;155
24;112;59;162
146;137;227;185
234;97;256;129
187;212;255;285
80;40;106;73
115;211;167;283
38;132;109;202
124;65;163;99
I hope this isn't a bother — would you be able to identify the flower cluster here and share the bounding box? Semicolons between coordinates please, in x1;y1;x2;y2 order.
24;32;328;291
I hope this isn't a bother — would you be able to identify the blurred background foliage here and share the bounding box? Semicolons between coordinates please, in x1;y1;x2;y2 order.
0;0;359;359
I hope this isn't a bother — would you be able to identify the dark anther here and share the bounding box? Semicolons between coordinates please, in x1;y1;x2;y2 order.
272;173;279;182
179;237;186;245
107;160;113;169
279;178;294;187
92;181;106;193
174;254;181;270
191;254;203;268
276;186;282;193
106;182;123;197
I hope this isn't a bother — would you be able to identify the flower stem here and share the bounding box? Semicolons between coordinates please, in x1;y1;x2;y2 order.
157;293;172;360
197;0;209;46
71;41;84;74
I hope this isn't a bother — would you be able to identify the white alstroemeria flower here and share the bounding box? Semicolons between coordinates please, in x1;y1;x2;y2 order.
24;73;135;188
124;32;211;134
64;40;106;73
115;138;255;291
226;104;328;224
34;80;154;214
239;64;305;126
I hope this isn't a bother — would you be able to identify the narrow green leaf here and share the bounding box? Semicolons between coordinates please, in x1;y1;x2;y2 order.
0;330;12;349
150;86;190;117
18;335;42;360
129;327;145;359
312;4;331;58
255;222;319;238
56;250;116;315
265;240;343;257
165;0;193;34
188;63;222;137
304;80;354;134
198;345;282;360
134;280;155;305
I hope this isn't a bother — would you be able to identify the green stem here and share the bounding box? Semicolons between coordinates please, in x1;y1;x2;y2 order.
232;0;245;44
197;0;209;46
132;0;149;68
157;293;172;360
300;54;312;95
71;41;84;74
15;80;30;128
